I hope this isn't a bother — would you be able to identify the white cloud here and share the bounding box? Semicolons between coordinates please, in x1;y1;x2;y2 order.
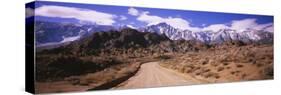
35;5;273;32
137;11;201;31
231;19;258;31
134;9;273;32
201;24;207;27
119;15;127;20
253;23;273;30
136;12;273;32
130;22;135;25
35;5;117;25
203;24;230;32
230;18;274;32
128;7;139;16
264;26;274;32
126;24;137;29
26;8;34;18
137;11;166;25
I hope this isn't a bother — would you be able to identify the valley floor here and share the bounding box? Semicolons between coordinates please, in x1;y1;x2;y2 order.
35;44;273;93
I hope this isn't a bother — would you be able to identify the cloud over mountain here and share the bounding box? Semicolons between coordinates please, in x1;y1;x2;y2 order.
128;7;139;16
128;8;274;32
131;8;201;31
137;11;194;30
119;15;128;21
35;5;117;25
202;18;274;32
33;5;273;33
202;24;230;32
230;18;272;32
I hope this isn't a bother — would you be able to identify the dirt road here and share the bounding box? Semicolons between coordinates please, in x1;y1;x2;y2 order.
114;62;201;89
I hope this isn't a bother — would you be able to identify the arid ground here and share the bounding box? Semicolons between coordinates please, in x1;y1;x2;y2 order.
35;29;273;93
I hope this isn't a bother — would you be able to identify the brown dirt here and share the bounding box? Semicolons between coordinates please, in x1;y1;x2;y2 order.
35;62;140;93
160;44;273;83
114;62;202;89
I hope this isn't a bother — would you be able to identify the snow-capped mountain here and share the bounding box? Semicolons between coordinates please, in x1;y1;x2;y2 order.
35;21;115;47
209;28;273;44
142;22;273;44
142;23;213;43
124;25;137;29
117;25;138;31
34;21;273;50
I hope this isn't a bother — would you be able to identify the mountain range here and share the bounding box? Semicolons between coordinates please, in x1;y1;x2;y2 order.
34;21;273;49
142;22;273;44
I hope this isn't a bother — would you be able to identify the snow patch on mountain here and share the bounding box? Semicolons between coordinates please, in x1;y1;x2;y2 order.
143;22;273;44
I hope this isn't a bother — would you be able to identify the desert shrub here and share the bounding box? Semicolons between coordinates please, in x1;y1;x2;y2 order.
210;62;219;67
217;67;224;72
262;66;273;79
256;63;264;67
179;67;185;73
241;73;247;79
215;75;220;79
223;62;229;66
202;72;216;78
36;56;122;82
184;68;193;73
184;64;194;69
195;72;201;76
231;71;236;75
236;64;244;68
202;68;211;73
201;60;208;65
156;55;172;60
226;66;231;69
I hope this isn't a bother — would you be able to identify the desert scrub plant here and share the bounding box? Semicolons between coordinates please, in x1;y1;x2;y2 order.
261;65;273;79
222;62;229;66
155;54;172;60
236;64;244;68
217;67;225;72
36;56;123;82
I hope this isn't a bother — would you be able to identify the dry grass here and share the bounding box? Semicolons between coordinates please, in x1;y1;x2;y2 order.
160;44;273;82
35;62;140;93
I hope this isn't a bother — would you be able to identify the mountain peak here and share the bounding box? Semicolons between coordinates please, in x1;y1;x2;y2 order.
35;21;273;49
147;22;171;27
156;22;170;26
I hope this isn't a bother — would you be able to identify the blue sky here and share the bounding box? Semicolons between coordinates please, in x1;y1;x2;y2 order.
26;1;273;32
